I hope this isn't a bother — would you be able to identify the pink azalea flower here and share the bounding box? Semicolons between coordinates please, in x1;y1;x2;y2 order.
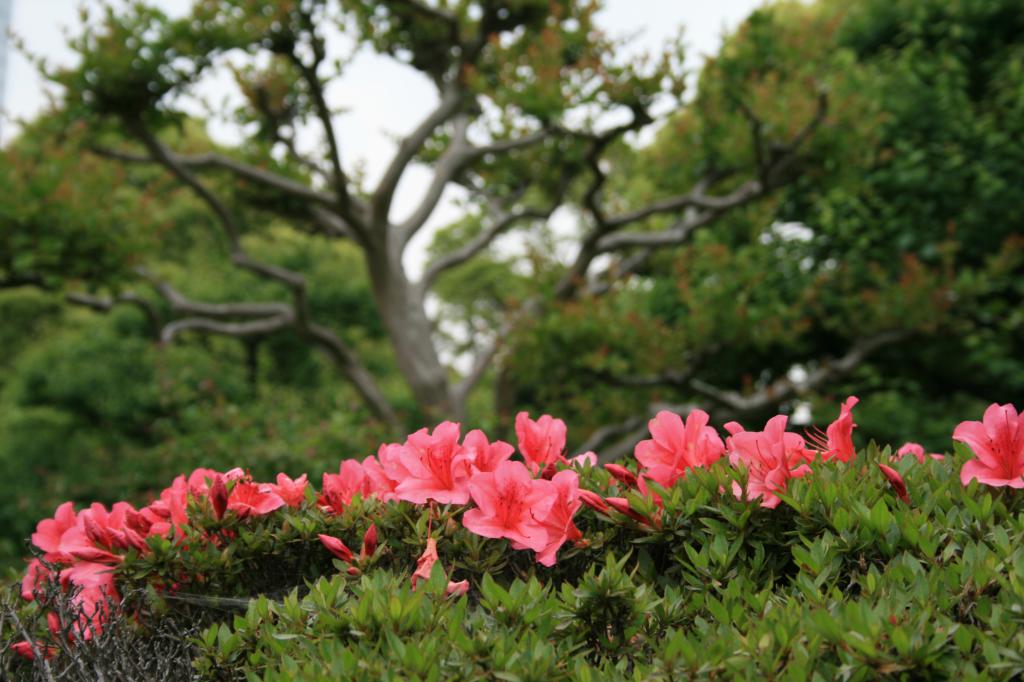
320;460;374;514
395;422;473;505
262;473;308;508
31;501;77;562
318;534;354;563
411;537;440;589
878;463;910;503
21;559;52;602
227;483;285;517
515;412;567;474
535;470;583;567
445;579;470;597
146;475;190;536
806;396;859;462
727;415;813;509
955;403;1024;488
462;429;514;474
10;640;56;661
462;461;556;552
59;561;119;640
895;442;944;464
570;452;597;467
363;444;409;500
634;410;725;488
187;468;221;499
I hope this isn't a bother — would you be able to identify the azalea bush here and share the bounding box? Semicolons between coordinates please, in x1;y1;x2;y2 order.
3;402;1024;680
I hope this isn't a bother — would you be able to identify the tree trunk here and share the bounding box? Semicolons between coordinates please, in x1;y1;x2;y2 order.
366;248;456;421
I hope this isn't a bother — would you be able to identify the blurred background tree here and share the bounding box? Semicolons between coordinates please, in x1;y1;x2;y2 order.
0;0;1021;567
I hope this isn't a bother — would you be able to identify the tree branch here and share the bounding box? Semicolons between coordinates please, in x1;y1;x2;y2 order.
555;91;829;300
138;271;292;319
286;10;363;232
124;119;398;428
92;146;337;206
419;198;553;292
688;330;908;414
160;314;294;343
66;291;162;340
372;83;464;229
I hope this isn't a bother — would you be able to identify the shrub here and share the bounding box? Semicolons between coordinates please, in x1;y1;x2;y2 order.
3;403;1024;680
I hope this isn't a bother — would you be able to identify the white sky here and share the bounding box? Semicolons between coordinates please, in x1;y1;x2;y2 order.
3;0;763;276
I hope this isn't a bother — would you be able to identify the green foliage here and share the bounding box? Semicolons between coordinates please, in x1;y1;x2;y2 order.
500;0;1024;449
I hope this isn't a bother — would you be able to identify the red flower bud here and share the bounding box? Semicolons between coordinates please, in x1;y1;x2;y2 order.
877;463;910;503
210;475;228;520
361;523;378;559
605;497;648;523
578;489;609;514
346;566;362;577
318;534;354;563
604;463;638;488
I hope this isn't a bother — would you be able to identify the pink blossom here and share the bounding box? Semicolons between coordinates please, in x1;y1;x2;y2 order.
59;561;119;640
262;473;308;508
187;468;221;499
894;442;945;464
806;396;859;462
227;483;285;517
535;470;583;567
727;415;813;509
10;640;55;661
570;452;597;467
363;444;408;500
320;460;374;514
31;501;77;562
635;410;725;488
146;475;190;536
515;412;567;474
956;403;1024;488
445;579;470;597
462;429;514;474
395;422;472;505
462;461;556;552
411;537;440;589
21;559;51;602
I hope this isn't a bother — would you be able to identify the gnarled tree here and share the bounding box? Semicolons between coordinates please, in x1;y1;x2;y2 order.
44;0;835;430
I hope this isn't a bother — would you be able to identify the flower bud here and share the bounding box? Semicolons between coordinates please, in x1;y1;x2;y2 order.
210;475;228;520
361;523;378;559
604;464;638;488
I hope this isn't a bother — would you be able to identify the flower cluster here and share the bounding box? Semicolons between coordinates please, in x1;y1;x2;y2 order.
11;400;1024;660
